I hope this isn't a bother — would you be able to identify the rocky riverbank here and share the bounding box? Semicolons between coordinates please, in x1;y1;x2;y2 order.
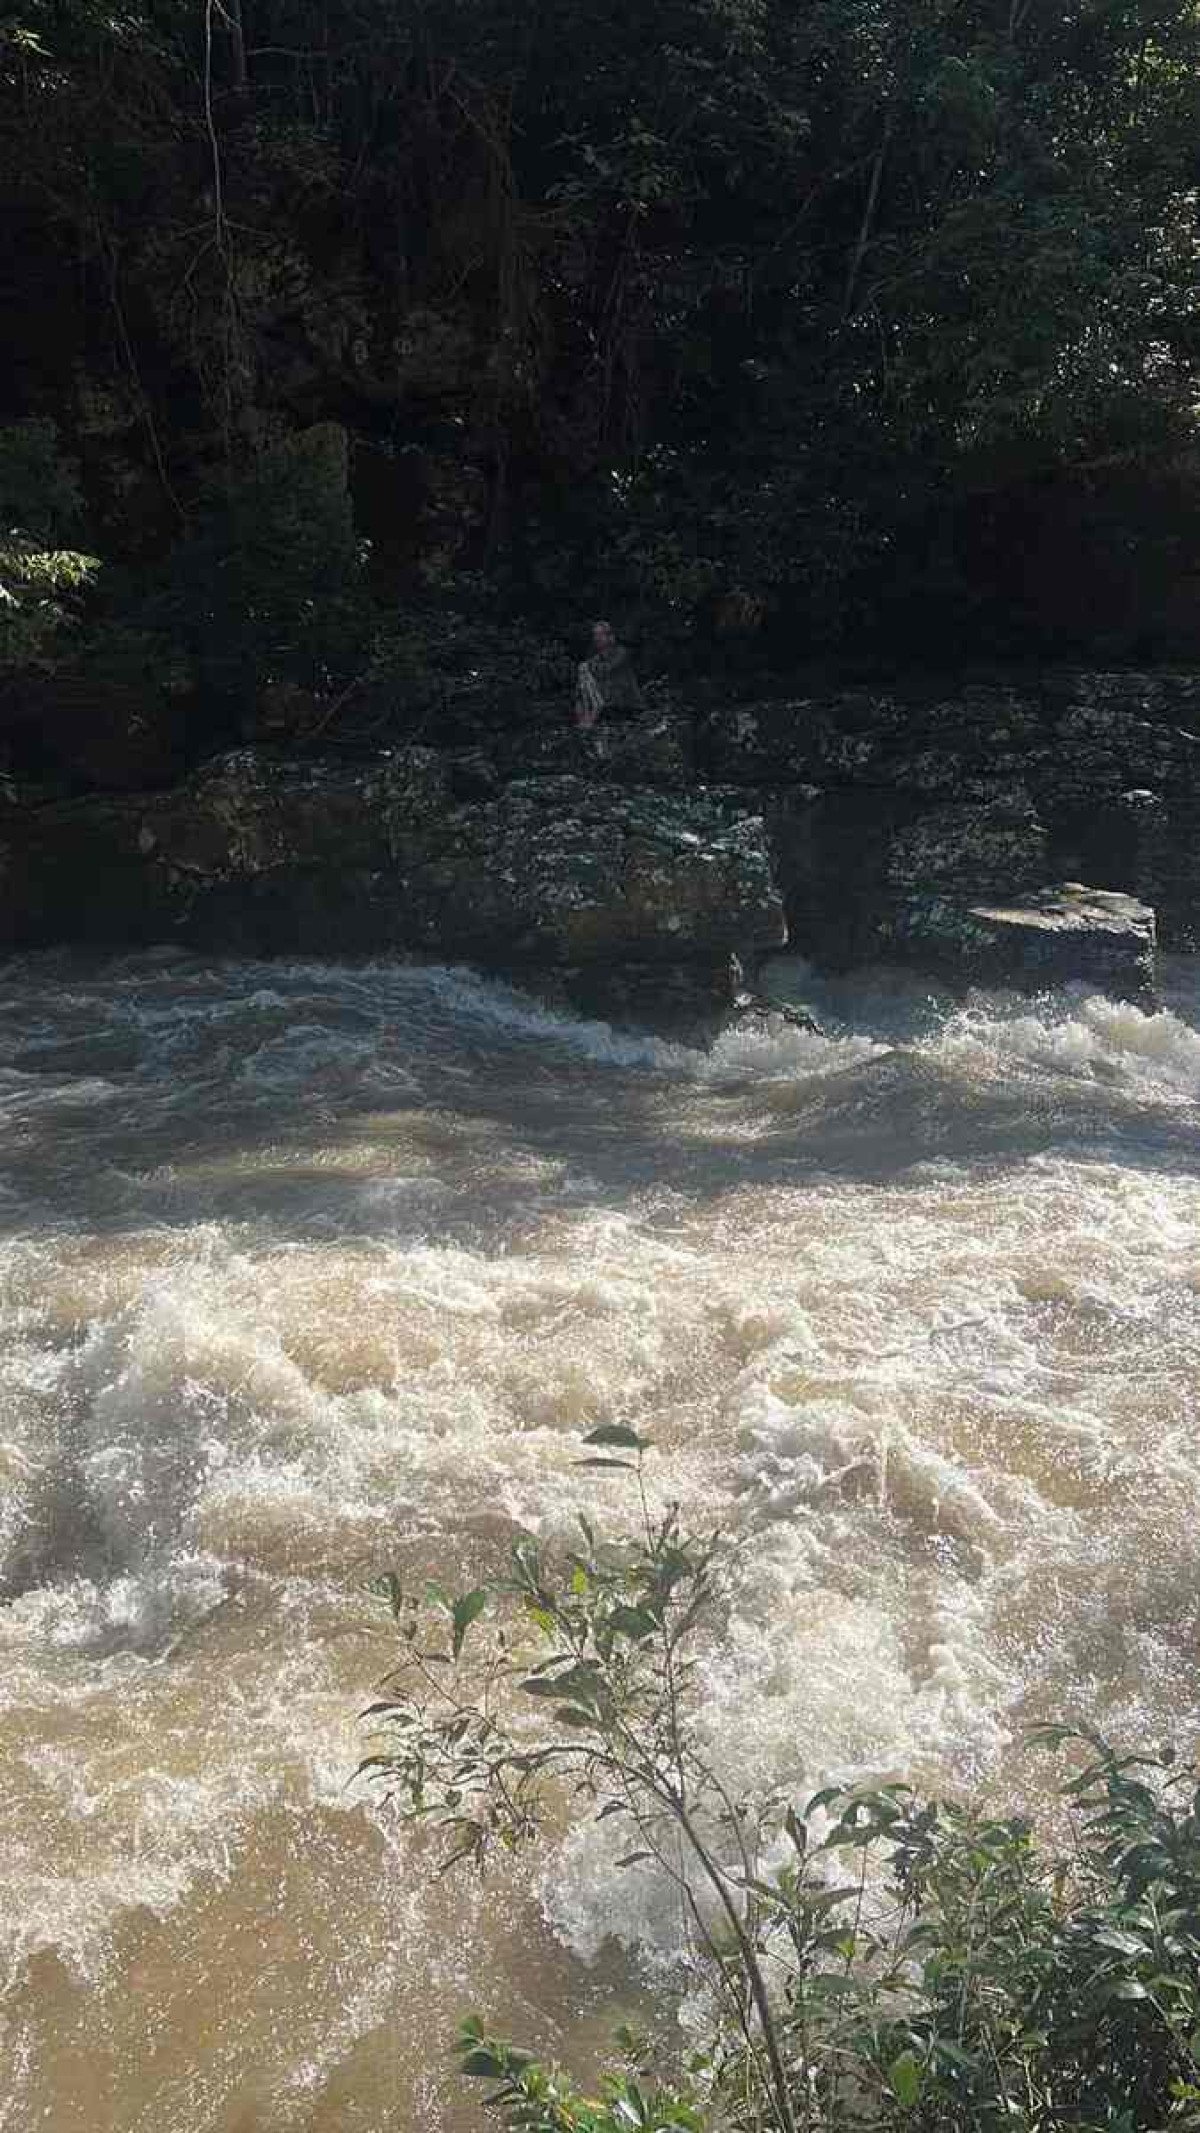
2;669;1195;1022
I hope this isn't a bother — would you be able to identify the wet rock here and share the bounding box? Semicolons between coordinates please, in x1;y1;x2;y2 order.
765;785;898;970
446;747;502;801
764;782;1049;972
1033;680;1200;950
0;746;454;950
706;674;1199;956
0;752;784;1013
528;956;749;1031
513;710;692;788
147;745;451;881
1;790;161;945
699;685;1044;793
406;777;784;977
884;787;1047;898
595;712;692;787
885;883;1158;1004
728;987;825;1037
1111;787;1200;955
246;680;319;742
5;663;1198;992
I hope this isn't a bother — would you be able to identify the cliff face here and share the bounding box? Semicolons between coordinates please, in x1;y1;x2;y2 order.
1;670;1193;1022
698;673;1200;960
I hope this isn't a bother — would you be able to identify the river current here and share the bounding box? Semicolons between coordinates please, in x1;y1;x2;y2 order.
2;946;1199;2129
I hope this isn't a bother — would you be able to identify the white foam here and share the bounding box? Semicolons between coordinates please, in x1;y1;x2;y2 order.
0;945;1198;2117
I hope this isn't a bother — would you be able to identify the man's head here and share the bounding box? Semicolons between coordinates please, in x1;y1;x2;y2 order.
591;620;615;653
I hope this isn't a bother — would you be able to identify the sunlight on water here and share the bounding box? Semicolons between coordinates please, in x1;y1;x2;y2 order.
1;948;1198;2128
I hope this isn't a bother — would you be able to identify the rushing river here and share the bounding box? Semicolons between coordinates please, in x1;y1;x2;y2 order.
2;946;1199;2130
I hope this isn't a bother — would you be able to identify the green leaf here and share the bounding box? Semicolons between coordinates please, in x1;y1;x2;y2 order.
799;1885;859;1914
613;2099;643;2128
933;2041;983;2073
583;1423;649;1451
369;1571;406;1618
806;1785;845;1817
460;2047;507;2079
1026;1722;1076;1750
614;1851;656;1870
576;1457;637;1471
606;1606;658;1641
451;1588;487;1659
1092;1928;1146;1956
802;1973;862;2000
510;1538;542;1590
889;2050;924;2109
521;1665;602;1704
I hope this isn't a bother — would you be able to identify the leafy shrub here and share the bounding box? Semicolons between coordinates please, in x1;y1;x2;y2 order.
0;422;98;675
356;600;575;742
360;1433;1200;2133
0;539;99;673
163;422;367;708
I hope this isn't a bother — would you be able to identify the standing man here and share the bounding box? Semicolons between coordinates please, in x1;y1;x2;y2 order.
573;620;644;731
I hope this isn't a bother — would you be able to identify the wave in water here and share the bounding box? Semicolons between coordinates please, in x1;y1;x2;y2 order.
0;947;1197;2126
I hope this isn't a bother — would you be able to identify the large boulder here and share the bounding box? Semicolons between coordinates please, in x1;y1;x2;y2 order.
702;672;1199;957
0;747;453;950
1032;677;1200;951
406;777;782;973
763;780;1050;973
884;786;1048;898
498;709;692;789
0;750;784;1020
885;883;1158;1003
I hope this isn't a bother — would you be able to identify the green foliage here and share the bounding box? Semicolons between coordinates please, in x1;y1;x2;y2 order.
163;423;366;705
0;419;84;544
361;1444;1200;2133
0;538;99;673
359;601;574;738
0;422;96;672
1;0;1196;663
454;2019;706;2132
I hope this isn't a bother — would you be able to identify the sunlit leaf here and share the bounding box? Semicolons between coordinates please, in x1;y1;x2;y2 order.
889;2049;923;2108
451;1588;487;1658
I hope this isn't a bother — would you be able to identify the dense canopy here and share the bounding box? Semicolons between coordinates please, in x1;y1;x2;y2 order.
1;0;1197;758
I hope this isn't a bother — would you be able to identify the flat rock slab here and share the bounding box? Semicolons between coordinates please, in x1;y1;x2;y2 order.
887;883;1157;1004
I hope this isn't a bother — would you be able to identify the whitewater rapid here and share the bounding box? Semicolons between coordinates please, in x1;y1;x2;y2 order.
1;948;1198;2130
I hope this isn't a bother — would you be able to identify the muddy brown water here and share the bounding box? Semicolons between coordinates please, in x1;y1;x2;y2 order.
2;948;1199;2129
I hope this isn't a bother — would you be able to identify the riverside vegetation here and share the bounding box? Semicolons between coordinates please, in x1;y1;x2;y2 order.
361;1432;1200;2133
2;0;1199;796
